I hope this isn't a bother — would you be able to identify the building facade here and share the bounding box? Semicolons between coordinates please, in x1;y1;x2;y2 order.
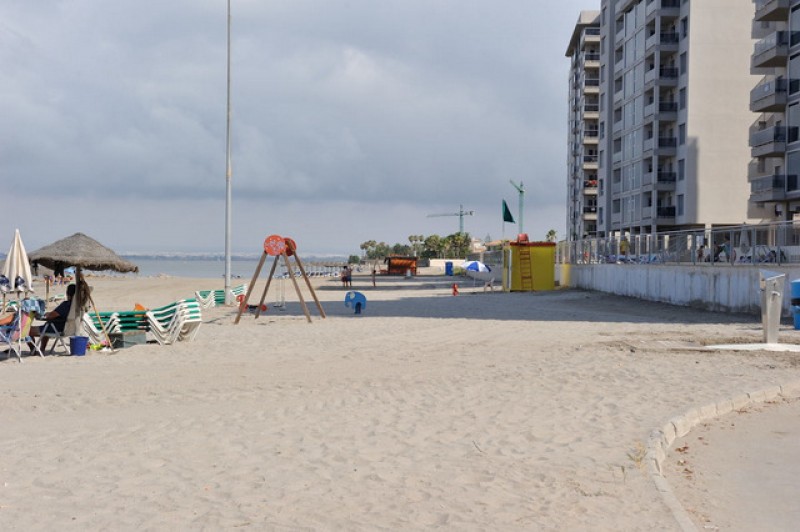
566;11;602;240
749;0;800;220
568;0;758;241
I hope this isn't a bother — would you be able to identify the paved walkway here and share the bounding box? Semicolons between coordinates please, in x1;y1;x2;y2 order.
666;397;800;531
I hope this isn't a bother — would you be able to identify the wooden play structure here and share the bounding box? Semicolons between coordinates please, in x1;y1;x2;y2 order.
234;235;326;324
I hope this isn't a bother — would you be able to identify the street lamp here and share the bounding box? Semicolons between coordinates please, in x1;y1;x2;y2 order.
224;0;233;305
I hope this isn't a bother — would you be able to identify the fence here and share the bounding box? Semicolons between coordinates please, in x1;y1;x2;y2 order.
557;221;800;267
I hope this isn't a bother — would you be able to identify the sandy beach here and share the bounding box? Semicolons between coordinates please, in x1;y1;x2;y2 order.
2;273;799;530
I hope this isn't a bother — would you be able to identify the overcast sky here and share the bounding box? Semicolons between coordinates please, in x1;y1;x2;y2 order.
2;0;591;255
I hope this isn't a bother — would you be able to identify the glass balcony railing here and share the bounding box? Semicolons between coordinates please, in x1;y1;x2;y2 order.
656;206;676;218
659;101;678;112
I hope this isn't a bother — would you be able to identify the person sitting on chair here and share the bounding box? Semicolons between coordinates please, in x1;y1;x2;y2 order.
30;283;76;351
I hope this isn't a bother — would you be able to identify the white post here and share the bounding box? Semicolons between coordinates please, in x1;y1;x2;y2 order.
224;0;233;305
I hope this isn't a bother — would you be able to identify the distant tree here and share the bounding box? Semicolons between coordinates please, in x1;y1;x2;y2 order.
374;241;391;259
422;234;443;258
392;243;412;255
348;255;361;265
360;240;375;258
444;232;471;258
546;229;557;243
408;234;424;256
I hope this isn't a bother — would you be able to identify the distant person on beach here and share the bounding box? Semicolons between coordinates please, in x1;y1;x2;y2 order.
341;267;348;289
371;268;376;287
345;266;353;288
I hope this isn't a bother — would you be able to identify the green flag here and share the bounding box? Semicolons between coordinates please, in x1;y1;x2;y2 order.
502;200;515;223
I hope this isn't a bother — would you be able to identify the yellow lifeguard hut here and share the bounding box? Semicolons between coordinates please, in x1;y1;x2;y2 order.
502;235;556;292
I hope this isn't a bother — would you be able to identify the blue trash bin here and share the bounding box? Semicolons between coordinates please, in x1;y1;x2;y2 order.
445;261;453;276
792;280;800;330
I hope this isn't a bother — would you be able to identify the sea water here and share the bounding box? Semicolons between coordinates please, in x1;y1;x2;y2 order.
127;257;345;279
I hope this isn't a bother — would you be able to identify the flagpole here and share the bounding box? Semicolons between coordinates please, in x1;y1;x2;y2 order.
224;0;233;305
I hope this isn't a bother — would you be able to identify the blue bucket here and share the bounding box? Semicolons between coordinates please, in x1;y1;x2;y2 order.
70;336;89;356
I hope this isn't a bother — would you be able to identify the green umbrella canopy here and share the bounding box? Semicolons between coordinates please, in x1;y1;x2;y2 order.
28;232;139;273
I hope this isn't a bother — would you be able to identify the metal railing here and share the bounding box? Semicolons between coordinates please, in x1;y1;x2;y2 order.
557;221;800;266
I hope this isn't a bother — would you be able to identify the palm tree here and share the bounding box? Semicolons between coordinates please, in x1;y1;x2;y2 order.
546;229;557;243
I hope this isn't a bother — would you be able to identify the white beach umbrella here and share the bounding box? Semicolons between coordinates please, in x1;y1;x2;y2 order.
2;229;33;295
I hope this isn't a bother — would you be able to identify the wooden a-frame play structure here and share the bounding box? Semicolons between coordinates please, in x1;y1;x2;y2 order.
234;235;326;324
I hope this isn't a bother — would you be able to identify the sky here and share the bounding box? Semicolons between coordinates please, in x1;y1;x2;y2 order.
1;0;592;256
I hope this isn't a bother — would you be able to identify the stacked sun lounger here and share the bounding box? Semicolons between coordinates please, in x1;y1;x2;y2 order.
195;283;247;309
145;299;202;345
84;298;203;346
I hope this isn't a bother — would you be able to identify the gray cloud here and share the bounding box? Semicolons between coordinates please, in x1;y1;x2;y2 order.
2;0;588;253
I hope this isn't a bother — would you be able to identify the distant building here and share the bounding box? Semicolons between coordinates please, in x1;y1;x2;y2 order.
567;0;759;241
566;10;602;240
748;0;800;220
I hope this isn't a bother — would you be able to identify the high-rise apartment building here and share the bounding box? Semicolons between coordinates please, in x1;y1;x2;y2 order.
566;11;602;239
749;0;800;220
568;0;758;241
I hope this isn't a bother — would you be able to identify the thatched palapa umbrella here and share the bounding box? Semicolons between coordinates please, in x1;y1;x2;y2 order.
29;232;138;346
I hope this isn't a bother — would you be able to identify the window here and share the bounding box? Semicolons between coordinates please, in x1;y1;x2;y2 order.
678;159;685;181
680;18;688;39
677;194;684;216
679;52;687;75
679;88;686;110
679;123;686;145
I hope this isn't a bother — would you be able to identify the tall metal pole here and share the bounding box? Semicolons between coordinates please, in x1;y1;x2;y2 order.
510;180;525;235
224;0;233;305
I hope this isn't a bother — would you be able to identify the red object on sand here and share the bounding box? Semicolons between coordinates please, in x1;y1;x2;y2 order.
452;283;459;296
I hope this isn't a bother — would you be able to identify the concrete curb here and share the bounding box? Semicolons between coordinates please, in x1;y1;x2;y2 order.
646;379;800;531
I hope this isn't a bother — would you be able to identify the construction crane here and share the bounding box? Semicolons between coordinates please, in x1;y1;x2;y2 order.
427;204;475;234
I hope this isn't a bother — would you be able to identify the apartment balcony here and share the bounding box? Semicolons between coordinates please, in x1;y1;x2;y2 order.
583;52;600;67
750;78;788;112
750;174;797;202
647;0;680;22
582;28;600;46
645;66;679;87
582;155;599;171
643;137;655;153
646;31;679;54
644;31;680;53
583;103;599;119
655;206;676;222
749;126;798;157
752;31;793;69
657;101;678;121
748;157;784;179
656;136;677;155
754;0;791;23
584;131;599;145
655;171;677;191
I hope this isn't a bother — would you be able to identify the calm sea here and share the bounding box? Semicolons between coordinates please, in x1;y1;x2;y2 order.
127;258;345;279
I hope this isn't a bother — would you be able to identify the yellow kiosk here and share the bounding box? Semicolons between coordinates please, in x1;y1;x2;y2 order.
503;237;556;292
